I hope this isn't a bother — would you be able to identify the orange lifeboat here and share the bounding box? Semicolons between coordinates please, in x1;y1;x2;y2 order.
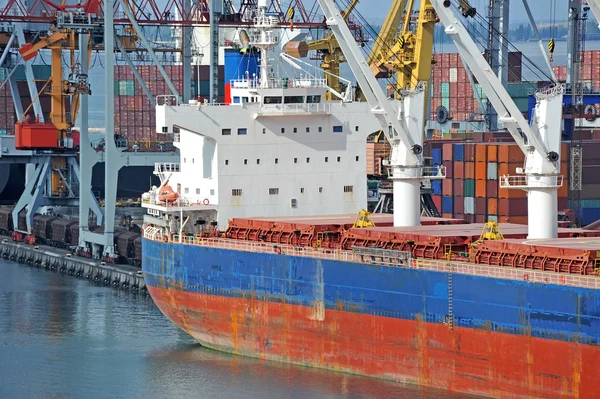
158;185;179;203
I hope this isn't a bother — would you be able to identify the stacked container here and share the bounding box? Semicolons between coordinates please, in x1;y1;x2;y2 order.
430;52;523;124
114;64;225;150
429;141;575;225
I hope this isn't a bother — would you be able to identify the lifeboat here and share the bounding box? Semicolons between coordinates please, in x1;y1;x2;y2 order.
158;185;179;203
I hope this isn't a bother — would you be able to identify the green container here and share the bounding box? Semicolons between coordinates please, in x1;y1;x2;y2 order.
582;200;600;208
442;97;450;109
441;82;450;97
125;80;135;96
464;179;475;197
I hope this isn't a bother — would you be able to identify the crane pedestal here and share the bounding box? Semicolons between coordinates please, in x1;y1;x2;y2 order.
388;165;446;227
500;175;564;239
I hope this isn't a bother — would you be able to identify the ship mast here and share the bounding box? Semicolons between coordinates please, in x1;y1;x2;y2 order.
252;0;278;88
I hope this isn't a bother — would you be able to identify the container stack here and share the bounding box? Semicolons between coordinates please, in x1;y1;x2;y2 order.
430;141;573;225
0;65;51;136
429;52;523;125
113;64;225;151
552;50;600;87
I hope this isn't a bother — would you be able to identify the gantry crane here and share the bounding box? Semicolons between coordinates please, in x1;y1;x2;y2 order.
430;0;564;239
316;0;445;227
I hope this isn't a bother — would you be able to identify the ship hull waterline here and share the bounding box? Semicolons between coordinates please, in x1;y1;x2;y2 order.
142;238;600;399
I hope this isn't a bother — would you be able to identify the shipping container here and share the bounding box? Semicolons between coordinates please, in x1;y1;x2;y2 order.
498;198;528;216
487;162;498;180
475;179;486;198
487;179;498;198
432;180;442;195
443;161;453;179
442;196;453;214
464;197;475;215
465;162;475;179
442;143;453;161
432;148;442;165
454;161;464;179
454;179;464;197
453;144;464;161
464;179;475;197
454;195;464;214
475;162;487;180
442;179;453;196
487;144;498;162
488;197;498;215
498;144;525;163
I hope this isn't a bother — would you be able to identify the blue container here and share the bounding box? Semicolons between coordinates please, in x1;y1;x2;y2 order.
224;49;260;83
442;196;453;214
453;144;464;161
432;180;442;195
432;148;442;165
581;207;600;226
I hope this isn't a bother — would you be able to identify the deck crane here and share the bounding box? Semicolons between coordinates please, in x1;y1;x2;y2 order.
368;0;438;94
285;0;361;100
316;0;445;227
430;0;564;239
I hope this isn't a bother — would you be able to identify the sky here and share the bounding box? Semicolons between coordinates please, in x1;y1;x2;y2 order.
355;0;570;25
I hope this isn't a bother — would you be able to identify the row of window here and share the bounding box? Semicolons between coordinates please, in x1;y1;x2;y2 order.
232;186;353;196
263;95;322;105
222;125;359;136
183;187;215;195
224;156;360;166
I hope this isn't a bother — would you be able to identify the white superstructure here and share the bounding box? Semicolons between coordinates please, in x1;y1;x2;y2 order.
142;2;389;233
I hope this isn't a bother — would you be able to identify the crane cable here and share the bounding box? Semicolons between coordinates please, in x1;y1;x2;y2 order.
548;0;556;62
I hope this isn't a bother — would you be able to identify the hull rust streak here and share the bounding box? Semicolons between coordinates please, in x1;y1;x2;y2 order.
142;238;600;399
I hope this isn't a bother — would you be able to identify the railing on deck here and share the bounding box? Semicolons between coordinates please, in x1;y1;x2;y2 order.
144;229;600;289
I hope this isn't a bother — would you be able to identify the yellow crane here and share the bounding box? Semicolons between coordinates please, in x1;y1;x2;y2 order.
285;0;359;99
369;0;438;93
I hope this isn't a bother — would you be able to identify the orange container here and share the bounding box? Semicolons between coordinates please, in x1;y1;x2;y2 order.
498;144;525;163
505;216;528;224
561;143;570;162
476;180;487;197
475;144;487;163
465;162;475;179
488;197;498;214
487;144;498;162
475;162;487;180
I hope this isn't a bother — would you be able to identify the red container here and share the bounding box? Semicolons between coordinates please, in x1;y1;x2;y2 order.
454;162;464;179
476;197;487;216
475;214;486;223
454;179;464;196
450;97;457;112
433;195;442;212
443;161;453;179
454;195;464;214
441;68;449;82
464;144;475;161
498;198;528;216
442;179;453;196
486;179;498;198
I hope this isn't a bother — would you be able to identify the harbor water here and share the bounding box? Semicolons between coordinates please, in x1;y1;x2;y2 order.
0;259;479;399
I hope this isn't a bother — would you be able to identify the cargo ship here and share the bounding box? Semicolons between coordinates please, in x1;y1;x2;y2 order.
140;4;600;398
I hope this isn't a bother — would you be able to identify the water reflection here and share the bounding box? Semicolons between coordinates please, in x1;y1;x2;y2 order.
0;260;480;399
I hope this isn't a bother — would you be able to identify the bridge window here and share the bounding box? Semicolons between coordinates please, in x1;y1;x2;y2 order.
356;156;359;161
256;159;260;164
244;159;248;165
262;128;266;134
284;96;304;104
319;187;323;193
281;128;285;134
222;128;231;135
225;160;229;165
210;189;215;195
333;125;343;133
306;127;310;132
185;187;189;194
269;188;279;195
307;95;321;103
264;96;282;104
196;188;200;195
293;127;297;133
306;157;310;163
325;157;329;162
232;189;242;196
344;185;353;193
300;188;304;194
294;158;298;163
318;127;323;133
238;128;247;135
275;158;279;164
355;126;359;132
337;156;341;162
233;97;240;103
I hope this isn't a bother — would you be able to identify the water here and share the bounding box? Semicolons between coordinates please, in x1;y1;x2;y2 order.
0;259;479;399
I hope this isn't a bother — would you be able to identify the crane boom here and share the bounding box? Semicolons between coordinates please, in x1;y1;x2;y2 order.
316;0;445;227
586;0;600;29
430;0;563;238
367;0;408;66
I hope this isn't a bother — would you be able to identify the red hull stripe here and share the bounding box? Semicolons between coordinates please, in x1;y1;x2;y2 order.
148;285;600;399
